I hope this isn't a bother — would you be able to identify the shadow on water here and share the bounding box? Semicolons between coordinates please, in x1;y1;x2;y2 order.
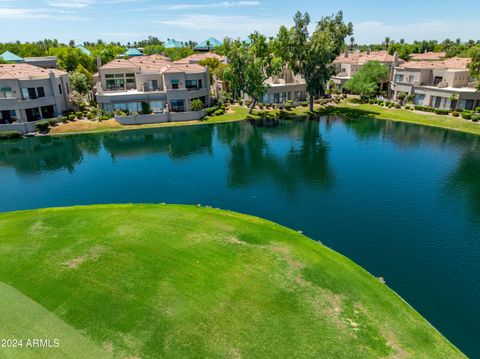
220;119;334;195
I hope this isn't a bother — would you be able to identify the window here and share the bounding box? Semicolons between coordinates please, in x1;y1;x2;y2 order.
37;87;45;98
465;99;474;111
126;102;142;113
186;80;197;91
106;78;125;90
198;79;202;89
434;76;443;86
146;80;158;91
170;99;184;112
105;74;115;79
150;101;164;113
171;79;179;89
58;84;63;94
113;103;128;111
395;74;404;83
273;93;280;103
41;105;54;118
408;75;414;83
0;87;13;98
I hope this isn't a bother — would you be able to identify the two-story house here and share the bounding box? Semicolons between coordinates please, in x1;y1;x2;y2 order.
0;63;71;124
95;55;210;114
262;67;307;104
390;57;479;110
331;50;400;92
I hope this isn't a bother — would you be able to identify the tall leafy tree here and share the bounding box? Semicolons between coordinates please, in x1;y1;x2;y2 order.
469;45;480;90
224;32;282;113
343;61;389;98
275;11;352;112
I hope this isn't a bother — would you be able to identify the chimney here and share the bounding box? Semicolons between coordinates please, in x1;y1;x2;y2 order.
344;50;349;58
367;48;371;55
96;56;102;69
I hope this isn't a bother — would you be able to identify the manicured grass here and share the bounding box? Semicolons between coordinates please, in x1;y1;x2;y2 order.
50;106;254;136
0;204;463;358
335;101;480;136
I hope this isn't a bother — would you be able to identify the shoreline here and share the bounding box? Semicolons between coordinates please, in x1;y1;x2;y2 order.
3;102;480;138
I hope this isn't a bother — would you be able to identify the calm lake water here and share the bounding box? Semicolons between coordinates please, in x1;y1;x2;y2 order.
1;117;479;357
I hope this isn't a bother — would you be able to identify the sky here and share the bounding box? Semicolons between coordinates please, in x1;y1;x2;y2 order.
0;0;479;44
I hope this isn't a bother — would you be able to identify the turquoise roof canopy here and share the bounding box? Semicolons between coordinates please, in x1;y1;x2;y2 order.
195;37;223;50
125;48;143;57
0;51;24;63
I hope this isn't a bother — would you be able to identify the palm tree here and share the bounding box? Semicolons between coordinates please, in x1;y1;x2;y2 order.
384;37;391;50
349;36;355;51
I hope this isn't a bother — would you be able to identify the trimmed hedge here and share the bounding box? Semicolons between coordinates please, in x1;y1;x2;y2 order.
35;120;50;132
434;109;450;115
414;105;435;113
0;131;22;140
461;112;472;120
205;107;218;116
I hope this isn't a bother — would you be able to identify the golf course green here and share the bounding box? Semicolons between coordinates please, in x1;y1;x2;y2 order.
0;204;463;358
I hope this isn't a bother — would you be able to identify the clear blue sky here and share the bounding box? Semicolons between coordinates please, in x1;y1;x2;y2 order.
0;0;479;44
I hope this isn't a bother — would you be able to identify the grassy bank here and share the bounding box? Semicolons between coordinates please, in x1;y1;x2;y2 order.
334;101;480;136
0;204;463;358
49;106;254;136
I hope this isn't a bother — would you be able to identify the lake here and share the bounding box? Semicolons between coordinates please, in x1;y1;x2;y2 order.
0;117;479;357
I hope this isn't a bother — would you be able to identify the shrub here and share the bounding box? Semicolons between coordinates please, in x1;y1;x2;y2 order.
414;105;435;113
86;113;93;120
99;115;110;122
461;112;472;120
434;109;450;115
205;107;218;116
472;114;480;122
475;107;480;113
452;111;460;117
48;118;57;126
61;116;68;123
75;111;83;119
68;114;76;121
213;109;225;116
265;103;272;109
245;100;252;107
394;104;401;109
0;131;22;140
190;99;205;111
35;120;50;132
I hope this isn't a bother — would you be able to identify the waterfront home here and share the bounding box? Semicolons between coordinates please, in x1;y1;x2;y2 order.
390;57;480;110
262;67;307;104
331;50;401;92
0;63;71;123
95;55;210;114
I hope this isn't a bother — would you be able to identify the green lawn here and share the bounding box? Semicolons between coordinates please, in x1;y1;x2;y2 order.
0;204;463;358
334;101;480;136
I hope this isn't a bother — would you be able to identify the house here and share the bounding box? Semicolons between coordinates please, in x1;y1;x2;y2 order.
331;50;401;91
95;55;210;114
390;57;479;111
0;63;71;123
262;67;307;104
195;38;222;52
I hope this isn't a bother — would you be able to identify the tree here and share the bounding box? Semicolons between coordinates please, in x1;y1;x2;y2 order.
344;61;389;98
75;64;93;85
384;37;391;50
143;45;165;55
469;46;480;90
349;36;355;51
224;32;282;113
199;57;221;84
70;72;90;94
275;11;352;111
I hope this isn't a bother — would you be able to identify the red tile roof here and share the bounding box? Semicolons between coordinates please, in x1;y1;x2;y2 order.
398;57;470;70
334;50;395;65
100;55;206;74
0;63;67;80
409;52;446;61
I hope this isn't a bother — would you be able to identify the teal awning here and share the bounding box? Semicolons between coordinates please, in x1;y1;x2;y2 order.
171;79;179;84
